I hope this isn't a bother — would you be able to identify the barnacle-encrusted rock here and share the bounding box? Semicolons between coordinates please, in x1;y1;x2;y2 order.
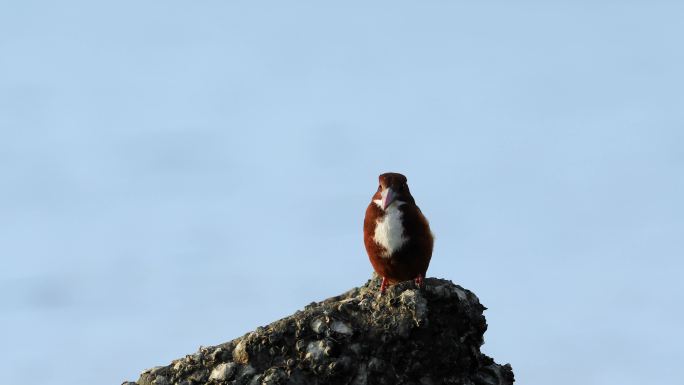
128;277;514;385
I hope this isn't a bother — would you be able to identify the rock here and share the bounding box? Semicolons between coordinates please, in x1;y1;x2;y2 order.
367;357;385;373
305;340;328;362
232;339;249;364
208;362;236;381
261;368;286;384
310;318;327;335
239;364;256;379
126;277;514;385
330;320;353;335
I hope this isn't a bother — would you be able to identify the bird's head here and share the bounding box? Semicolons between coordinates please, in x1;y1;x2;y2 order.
372;172;414;210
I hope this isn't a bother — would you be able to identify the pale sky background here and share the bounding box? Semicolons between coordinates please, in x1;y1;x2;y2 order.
1;1;683;385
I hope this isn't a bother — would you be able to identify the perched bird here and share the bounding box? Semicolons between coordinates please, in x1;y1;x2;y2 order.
363;172;434;295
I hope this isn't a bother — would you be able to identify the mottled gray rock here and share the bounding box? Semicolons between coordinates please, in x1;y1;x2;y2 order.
209;362;237;381
126;277;514;385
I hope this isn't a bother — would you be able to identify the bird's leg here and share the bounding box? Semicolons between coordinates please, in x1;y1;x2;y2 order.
379;277;388;295
414;274;424;289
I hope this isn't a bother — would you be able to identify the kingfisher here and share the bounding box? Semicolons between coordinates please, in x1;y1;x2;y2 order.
363;172;434;295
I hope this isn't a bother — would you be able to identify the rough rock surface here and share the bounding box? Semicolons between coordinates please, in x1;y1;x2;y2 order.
125;277;514;385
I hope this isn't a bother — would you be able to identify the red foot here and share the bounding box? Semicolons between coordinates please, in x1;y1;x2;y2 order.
414;274;424;289
379;277;388;295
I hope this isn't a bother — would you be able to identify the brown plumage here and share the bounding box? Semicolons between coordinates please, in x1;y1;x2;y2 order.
363;172;434;294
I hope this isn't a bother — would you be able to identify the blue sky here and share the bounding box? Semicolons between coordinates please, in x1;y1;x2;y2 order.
1;1;683;384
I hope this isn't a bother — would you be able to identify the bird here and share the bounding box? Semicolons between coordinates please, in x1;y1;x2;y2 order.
363;172;434;295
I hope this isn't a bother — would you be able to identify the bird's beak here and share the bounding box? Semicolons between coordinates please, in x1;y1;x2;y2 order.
382;188;396;210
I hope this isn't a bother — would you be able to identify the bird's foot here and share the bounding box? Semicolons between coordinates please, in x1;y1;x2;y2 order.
414;274;424;289
378;277;388;297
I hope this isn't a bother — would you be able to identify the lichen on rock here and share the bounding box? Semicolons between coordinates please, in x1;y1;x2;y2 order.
129;277;514;385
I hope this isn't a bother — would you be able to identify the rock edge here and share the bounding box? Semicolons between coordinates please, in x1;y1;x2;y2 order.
125;277;514;385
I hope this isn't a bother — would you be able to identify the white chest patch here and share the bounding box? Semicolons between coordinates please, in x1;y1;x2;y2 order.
373;201;407;258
